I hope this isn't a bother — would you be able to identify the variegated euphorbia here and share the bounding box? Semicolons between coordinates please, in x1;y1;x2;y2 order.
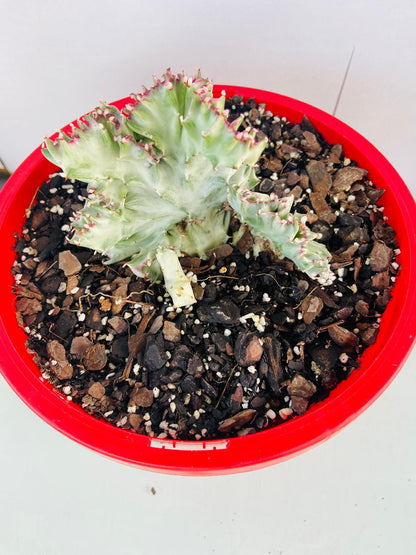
43;70;333;307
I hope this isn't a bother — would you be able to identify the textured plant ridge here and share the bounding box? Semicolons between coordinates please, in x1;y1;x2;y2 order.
43;69;333;306
227;184;334;285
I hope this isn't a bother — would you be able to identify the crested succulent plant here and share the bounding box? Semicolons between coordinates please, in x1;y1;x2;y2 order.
227;182;335;285
43;69;333;307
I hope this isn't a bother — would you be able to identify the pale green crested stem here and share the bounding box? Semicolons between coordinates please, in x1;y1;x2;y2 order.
227;185;335;284
155;248;196;307
43;69;333;304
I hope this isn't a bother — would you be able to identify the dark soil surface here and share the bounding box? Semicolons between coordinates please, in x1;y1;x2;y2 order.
12;97;399;440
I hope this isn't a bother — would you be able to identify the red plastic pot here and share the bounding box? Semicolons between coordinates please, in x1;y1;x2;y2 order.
1;85;415;475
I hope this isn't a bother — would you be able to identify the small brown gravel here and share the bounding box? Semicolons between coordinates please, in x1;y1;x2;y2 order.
88;382;106;399
11;97;399;440
234;332;264;366
130;384;154;408
70;336;93;358
83;343;108;371
58;250;82;276
162;320;181;343
46;340;74;380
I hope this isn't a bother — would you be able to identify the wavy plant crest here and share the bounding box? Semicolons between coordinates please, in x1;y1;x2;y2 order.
43;69;333;306
227;181;334;285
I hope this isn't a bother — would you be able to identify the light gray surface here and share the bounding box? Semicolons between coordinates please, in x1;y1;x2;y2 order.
1;1;415;554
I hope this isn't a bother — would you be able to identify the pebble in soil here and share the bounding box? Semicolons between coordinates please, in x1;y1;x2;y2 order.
12;97;399;440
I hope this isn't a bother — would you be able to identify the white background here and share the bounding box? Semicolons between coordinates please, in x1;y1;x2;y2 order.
0;1;415;554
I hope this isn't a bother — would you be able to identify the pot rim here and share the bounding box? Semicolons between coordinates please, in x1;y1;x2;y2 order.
0;84;415;475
